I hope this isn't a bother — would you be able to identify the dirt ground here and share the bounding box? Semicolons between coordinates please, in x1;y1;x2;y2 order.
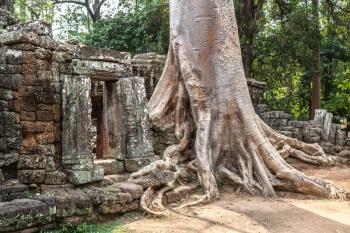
122;166;350;233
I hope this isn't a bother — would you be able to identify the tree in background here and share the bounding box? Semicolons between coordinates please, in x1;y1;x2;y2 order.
234;0;266;79
53;0;108;22
82;0;169;55
0;0;15;13
311;0;321;118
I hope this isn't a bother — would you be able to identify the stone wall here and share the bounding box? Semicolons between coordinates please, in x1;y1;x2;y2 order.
132;53;166;100
0;20;157;187
0;21;65;186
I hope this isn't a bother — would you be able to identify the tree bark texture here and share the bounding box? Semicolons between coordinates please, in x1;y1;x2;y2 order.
129;0;345;216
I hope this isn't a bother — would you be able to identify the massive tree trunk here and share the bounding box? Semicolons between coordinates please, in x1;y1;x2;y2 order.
129;0;345;216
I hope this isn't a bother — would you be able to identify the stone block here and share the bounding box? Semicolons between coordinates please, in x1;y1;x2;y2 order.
164;185;197;204
45;156;56;172
22;121;53;133
36;110;53;121
45;171;67;185
35;132;55;144
5;135;21;150
125;156;159;173
94;159;120;175
66;166;104;185
0;74;13;89
8;100;20;112
97;199;139;215
0;182;28;201
0;198;56;232
132;170;175;189
0;111;16;124
0;88;14;101
6;21;52;36
18;170;45;184
339;150;350;158
0;100;9;111
112;182;143;199
104;174;129;183
44;188;92;218
0;152;18;167
20;111;36;121
18;154;46;170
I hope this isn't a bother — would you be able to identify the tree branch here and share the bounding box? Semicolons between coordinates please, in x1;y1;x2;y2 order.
54;0;96;22
96;0;107;12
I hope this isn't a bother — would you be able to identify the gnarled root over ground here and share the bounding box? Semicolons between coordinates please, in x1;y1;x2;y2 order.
129;0;347;217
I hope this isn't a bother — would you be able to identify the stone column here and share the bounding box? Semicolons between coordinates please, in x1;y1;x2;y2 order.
62;75;103;184
117;77;158;172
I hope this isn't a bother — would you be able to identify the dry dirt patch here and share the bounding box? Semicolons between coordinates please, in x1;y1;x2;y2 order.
123;166;350;233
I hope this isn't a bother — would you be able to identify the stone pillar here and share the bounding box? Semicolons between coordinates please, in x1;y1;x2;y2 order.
62;75;103;185
117;77;158;172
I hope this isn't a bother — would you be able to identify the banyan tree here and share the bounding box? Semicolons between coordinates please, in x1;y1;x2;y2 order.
128;0;345;216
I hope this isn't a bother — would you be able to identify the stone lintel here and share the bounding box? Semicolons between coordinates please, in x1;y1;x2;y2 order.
72;59;130;81
75;46;131;64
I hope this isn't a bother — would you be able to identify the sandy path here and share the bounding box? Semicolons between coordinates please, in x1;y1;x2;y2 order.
123;167;350;233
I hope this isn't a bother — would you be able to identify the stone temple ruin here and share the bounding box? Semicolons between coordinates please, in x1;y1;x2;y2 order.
0;10;349;232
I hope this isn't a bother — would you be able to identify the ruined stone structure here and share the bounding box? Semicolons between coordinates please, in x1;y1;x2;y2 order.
0;15;349;232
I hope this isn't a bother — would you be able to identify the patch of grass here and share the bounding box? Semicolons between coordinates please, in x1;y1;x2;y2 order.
41;221;128;233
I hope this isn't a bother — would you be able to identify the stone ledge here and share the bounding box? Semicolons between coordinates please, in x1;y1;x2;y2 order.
0;197;56;233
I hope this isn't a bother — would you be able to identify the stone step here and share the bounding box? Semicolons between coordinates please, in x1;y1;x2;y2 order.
0;181;28;202
0;196;56;233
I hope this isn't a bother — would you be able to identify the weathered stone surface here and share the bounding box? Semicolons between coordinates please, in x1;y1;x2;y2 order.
72;59;130;81
164;185;197;204
0;152;18;167
132;53;166;100
45;188;92;218
116;77;155;160
94;159;121;175
18;169;45;184
84;185;139;214
97;199;139;214
0;197;56;233
132;170;175;189
62;75;103;184
17;154;46;169
0;31;40;46
0;182;28;201
125;156;159;173
104;174;129;184
66;166;104;185
112;182;143;199
339;150;350;158
7;21;52;36
45;171;67;185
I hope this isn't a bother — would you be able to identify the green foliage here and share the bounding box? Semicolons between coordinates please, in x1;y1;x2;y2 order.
15;0;54;23
82;0;169;55
41;221;127;233
251;0;350;120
